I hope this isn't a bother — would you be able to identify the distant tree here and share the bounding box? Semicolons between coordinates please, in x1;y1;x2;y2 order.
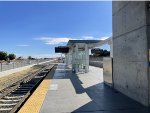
28;56;32;60
31;58;35;60
17;56;23;60
91;48;110;57
103;50;110;56
0;51;7;61
8;54;16;60
28;56;36;60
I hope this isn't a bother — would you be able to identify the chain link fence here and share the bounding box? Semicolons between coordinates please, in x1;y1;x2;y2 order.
0;59;50;72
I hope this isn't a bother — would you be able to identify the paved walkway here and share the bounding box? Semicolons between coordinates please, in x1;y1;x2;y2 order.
40;64;150;113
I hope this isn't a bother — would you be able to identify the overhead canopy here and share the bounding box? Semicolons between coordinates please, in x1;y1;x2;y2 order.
55;37;112;53
67;40;101;46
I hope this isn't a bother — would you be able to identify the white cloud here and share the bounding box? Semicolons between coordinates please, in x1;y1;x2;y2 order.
82;36;95;40
82;36;110;40
35;37;71;45
35;36;111;45
16;44;30;47
100;36;110;40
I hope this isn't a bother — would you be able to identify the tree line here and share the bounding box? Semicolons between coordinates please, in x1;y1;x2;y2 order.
0;51;16;61
90;48;110;57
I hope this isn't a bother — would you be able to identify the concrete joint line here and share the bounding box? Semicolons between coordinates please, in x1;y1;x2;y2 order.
113;24;147;40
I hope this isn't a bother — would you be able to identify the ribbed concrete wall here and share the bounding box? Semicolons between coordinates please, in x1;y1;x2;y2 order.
113;1;150;106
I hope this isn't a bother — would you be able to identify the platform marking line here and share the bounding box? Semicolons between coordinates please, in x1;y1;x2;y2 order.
18;75;52;113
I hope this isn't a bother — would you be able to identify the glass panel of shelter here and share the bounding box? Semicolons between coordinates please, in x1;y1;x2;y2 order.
78;49;86;72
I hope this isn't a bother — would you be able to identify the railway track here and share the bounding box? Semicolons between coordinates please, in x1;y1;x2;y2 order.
0;63;55;113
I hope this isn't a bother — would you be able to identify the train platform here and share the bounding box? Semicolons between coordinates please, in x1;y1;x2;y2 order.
38;63;149;113
18;63;150;113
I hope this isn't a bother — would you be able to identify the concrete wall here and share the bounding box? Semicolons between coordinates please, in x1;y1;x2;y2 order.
89;61;103;68
113;1;150;106
89;57;103;68
146;1;150;105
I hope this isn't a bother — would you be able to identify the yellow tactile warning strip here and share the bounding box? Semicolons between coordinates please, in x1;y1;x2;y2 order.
18;78;51;113
18;65;56;113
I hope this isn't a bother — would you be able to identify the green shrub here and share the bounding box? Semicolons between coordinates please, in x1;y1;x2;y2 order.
8;54;16;60
0;51;7;61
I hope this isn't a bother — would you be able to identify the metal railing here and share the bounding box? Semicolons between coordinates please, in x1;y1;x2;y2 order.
0;59;50;72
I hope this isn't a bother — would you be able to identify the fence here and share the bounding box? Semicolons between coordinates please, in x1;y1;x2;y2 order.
0;59;50;72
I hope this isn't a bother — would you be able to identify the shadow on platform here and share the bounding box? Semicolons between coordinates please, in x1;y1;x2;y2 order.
50;64;150;113
72;83;150;113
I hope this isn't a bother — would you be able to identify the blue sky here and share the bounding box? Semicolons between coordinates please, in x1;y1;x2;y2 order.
0;1;112;58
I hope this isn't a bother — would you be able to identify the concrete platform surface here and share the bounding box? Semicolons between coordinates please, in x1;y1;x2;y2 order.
40;64;150;113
